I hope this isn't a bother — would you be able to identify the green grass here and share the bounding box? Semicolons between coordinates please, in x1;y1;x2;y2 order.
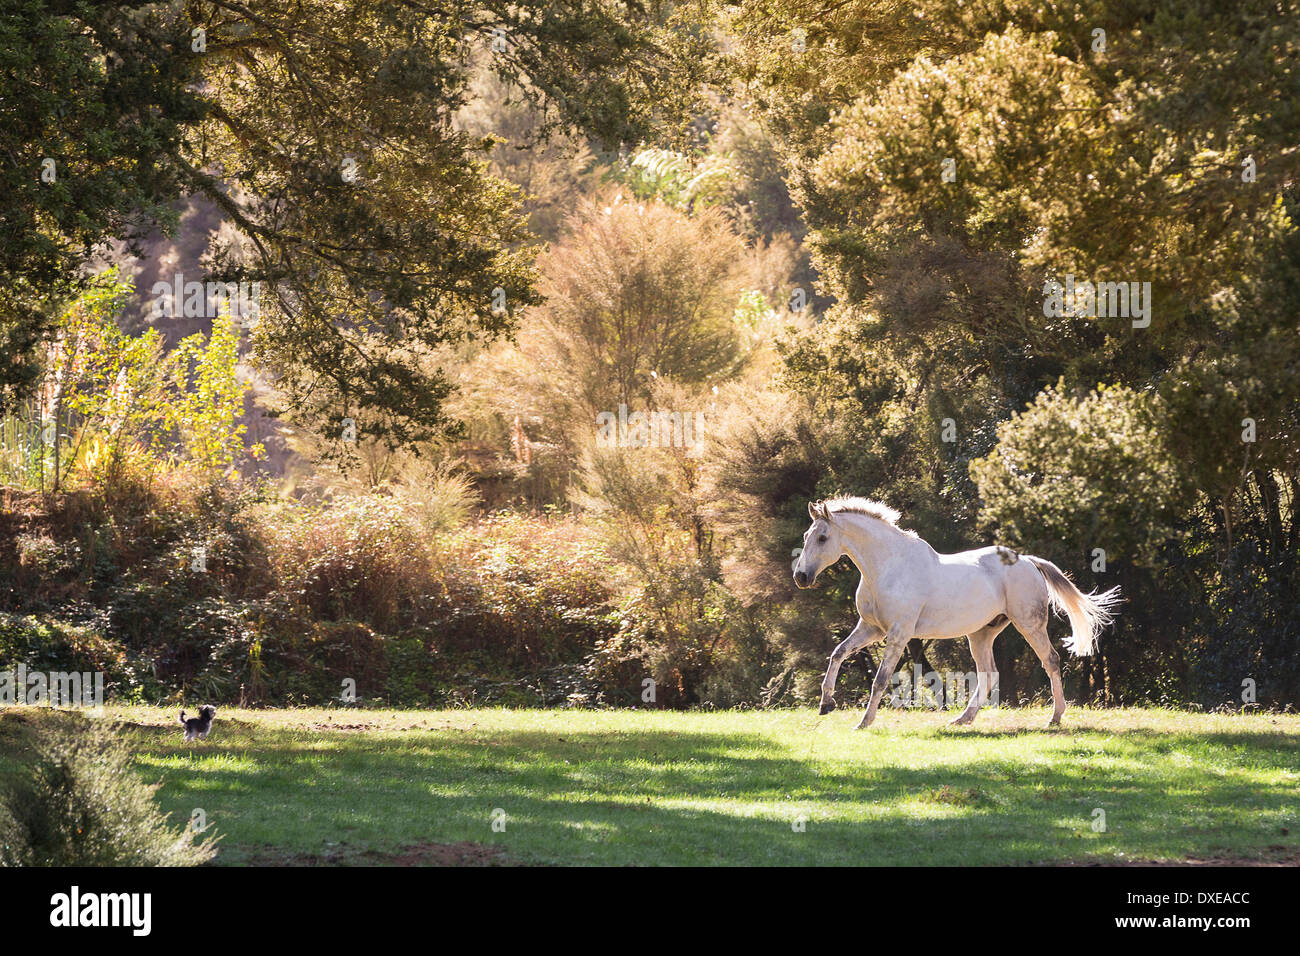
1;705;1297;865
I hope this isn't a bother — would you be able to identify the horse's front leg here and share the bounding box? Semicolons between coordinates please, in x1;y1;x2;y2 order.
819;620;882;715
856;624;911;729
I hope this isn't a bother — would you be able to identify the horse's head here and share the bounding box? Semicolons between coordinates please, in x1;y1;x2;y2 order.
793;500;844;588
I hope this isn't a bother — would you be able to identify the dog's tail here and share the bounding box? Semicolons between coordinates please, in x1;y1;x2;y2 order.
179;710;187;726
1028;556;1122;657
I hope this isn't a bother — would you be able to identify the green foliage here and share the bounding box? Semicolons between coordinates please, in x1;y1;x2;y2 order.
730;0;1300;403
4;1;1299;714
186;0;717;449
2;1;717;445
725;0;1300;706
1196;542;1300;708
0;614;129;690
0;0;198;408
970;384;1188;568
167;318;249;471
456;69;605;244
0;270;252;493
0;715;218;867
618;146;737;211
1;477;624;706
436;512;619;696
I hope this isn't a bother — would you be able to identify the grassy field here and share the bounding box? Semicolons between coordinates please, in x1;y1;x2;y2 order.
1;705;1297;866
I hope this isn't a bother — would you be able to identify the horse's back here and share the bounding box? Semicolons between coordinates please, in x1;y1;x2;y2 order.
939;546;1043;582
937;544;1020;564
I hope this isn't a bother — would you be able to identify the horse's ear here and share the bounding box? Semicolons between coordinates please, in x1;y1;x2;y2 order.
809;501;824;521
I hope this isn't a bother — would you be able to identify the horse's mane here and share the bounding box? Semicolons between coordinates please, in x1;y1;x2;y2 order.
816;496;918;537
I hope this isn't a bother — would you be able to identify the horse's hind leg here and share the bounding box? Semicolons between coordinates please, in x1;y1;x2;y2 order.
1012;617;1067;727
949;623;1004;726
1008;571;1067;726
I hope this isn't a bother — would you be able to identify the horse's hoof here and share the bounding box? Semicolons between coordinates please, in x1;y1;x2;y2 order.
948;715;972;726
819;699;836;715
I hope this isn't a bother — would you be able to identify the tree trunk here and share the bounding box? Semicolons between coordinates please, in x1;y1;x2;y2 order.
1254;469;1283;554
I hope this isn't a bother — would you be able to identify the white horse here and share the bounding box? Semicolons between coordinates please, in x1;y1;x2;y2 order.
793;497;1121;729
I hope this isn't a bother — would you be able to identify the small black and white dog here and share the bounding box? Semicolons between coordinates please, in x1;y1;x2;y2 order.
180;705;217;741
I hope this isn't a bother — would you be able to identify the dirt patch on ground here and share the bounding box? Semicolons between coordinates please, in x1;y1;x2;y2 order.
361;842;509;866
1054;845;1300;867
307;720;456;733
241;841;510;867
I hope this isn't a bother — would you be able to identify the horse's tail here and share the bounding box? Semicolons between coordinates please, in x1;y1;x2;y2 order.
1027;557;1122;657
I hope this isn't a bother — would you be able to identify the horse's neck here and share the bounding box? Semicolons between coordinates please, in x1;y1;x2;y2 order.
837;514;920;582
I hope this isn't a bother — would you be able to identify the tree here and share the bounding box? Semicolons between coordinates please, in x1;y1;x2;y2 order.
466;194;746;468
2;0;717;446
0;0;200;408
728;0;1300;389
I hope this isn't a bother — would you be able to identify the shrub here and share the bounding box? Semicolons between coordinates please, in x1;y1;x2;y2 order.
258;495;434;630
1195;540;1300;709
432;511;618;672
575;408;786;707
0;715;218;866
0;613;129;692
970;383;1189;567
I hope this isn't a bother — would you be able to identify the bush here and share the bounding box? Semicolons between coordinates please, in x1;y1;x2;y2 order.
258;495;434;630
1195;541;1300;709
0;613;130;693
430;511;620;703
0;715;218;866
575;405;787;707
970;383;1189;567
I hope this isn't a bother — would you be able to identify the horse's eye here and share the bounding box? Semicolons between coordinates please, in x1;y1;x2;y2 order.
817;535;827;543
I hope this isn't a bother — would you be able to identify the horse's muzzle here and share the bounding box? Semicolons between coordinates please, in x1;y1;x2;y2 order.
794;570;811;588
819;698;836;715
